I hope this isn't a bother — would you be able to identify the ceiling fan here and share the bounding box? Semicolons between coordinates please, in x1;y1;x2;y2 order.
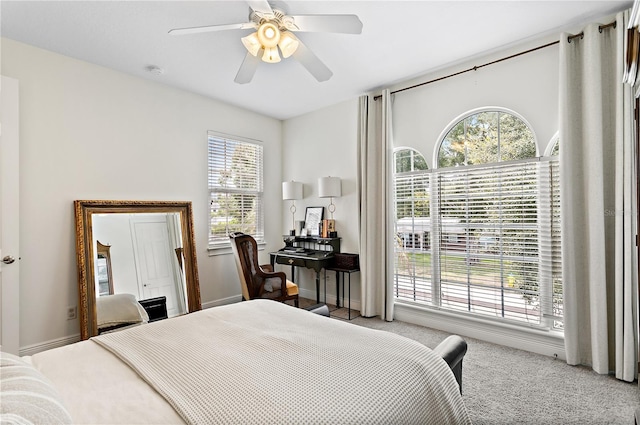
168;1;363;84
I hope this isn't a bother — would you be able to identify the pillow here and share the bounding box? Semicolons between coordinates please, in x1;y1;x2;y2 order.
96;293;150;329
0;351;73;424
264;277;279;292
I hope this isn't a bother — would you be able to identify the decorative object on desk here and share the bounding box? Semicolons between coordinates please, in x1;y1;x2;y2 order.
318;176;341;219
321;219;336;238
282;181;303;235
295;220;305;235
304;206;324;236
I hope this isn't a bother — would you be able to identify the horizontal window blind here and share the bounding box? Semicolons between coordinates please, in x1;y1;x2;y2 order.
208;133;264;248
395;171;433;303
394;157;562;330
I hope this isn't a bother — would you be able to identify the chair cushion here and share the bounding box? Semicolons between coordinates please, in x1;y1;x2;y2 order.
286;280;299;296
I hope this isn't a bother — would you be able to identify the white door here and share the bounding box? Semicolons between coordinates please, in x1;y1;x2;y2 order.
131;217;182;317
0;76;20;354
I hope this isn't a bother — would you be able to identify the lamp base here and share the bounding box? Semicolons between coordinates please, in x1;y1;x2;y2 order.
289;229;296;236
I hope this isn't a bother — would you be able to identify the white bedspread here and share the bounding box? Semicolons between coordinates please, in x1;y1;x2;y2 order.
93;299;470;425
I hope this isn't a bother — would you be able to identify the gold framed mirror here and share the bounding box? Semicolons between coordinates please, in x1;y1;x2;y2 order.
74;200;201;339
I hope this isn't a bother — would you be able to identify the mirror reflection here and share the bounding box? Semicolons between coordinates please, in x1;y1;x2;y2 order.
92;213;187;319
74;200;201;340
96;241;113;296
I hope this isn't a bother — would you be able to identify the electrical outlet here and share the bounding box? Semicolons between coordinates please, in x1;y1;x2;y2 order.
66;306;77;320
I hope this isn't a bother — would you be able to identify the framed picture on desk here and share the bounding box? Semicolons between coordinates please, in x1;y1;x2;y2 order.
304;207;324;236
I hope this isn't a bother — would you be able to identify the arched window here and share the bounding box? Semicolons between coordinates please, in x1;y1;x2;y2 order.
437;109;537;167
545;132;559;157
393;109;563;331
395;147;428;173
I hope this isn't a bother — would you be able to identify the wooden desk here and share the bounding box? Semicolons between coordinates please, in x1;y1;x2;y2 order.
270;250;335;303
271;236;341;303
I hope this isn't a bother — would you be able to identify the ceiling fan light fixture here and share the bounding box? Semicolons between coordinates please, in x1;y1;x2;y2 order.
262;46;281;63
241;32;261;56
278;31;299;58
257;22;280;48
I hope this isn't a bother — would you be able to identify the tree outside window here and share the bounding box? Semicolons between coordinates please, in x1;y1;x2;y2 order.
208;133;264;249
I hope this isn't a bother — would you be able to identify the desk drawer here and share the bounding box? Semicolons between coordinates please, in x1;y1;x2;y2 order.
274;255;308;268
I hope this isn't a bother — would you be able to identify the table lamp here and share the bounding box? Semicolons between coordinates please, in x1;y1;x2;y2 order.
282;181;303;235
318;176;341;219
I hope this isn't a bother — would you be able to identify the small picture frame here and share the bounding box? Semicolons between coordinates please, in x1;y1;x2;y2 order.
304;207;324;237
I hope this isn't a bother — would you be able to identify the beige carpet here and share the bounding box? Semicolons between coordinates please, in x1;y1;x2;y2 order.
299;297;359;321
298;298;640;424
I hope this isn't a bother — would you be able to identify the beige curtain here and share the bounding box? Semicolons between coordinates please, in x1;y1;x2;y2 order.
357;90;394;320
560;10;638;382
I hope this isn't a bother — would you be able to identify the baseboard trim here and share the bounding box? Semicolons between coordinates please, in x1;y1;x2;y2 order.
202;295;241;310
20;334;81;357
394;302;566;360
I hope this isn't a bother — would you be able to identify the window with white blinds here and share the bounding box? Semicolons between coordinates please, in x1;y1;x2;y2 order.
393;110;562;331
208;132;264;249
394;158;562;330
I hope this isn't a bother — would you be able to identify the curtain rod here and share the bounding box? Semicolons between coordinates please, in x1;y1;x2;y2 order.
567;21;617;43
373;19;616;101
373;40;559;101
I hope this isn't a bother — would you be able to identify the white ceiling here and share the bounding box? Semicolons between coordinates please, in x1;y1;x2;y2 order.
0;0;632;120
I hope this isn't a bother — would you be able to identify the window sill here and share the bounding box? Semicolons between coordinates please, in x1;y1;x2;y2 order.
393;300;565;360
207;241;266;257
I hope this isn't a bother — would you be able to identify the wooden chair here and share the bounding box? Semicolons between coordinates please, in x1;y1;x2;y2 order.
229;232;299;307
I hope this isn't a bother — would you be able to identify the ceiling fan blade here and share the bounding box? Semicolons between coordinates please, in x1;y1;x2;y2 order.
234;51;262;84
292;38;333;82
169;22;256;35
246;0;274;17
288;15;363;34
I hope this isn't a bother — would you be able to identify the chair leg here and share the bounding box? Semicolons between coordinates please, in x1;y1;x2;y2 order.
294;297;299;308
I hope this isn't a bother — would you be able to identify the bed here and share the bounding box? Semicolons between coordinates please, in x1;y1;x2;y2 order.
1;300;471;424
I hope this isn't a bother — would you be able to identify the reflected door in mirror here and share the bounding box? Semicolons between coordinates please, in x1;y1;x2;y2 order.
130;216;186;317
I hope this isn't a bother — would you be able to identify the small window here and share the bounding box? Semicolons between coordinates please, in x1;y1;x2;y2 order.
208;132;264;249
545;133;559;157
395;148;428;173
437;110;537;168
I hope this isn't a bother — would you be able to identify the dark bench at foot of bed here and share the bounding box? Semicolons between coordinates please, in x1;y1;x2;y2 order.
433;335;467;394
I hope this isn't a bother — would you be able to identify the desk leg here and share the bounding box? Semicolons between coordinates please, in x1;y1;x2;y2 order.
335;271;341;308
315;271;321;304
348;272;352;320
290;265;295;282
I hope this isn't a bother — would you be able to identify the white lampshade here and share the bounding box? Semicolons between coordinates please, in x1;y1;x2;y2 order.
318;176;341;198
278;31;299;58
262;46;281;63
257;22;280;48
241;32;261;56
282;181;303;200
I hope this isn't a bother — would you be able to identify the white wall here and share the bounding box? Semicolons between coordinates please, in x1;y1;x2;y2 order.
282;99;360;304
1;38;284;350
391;36;560;163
